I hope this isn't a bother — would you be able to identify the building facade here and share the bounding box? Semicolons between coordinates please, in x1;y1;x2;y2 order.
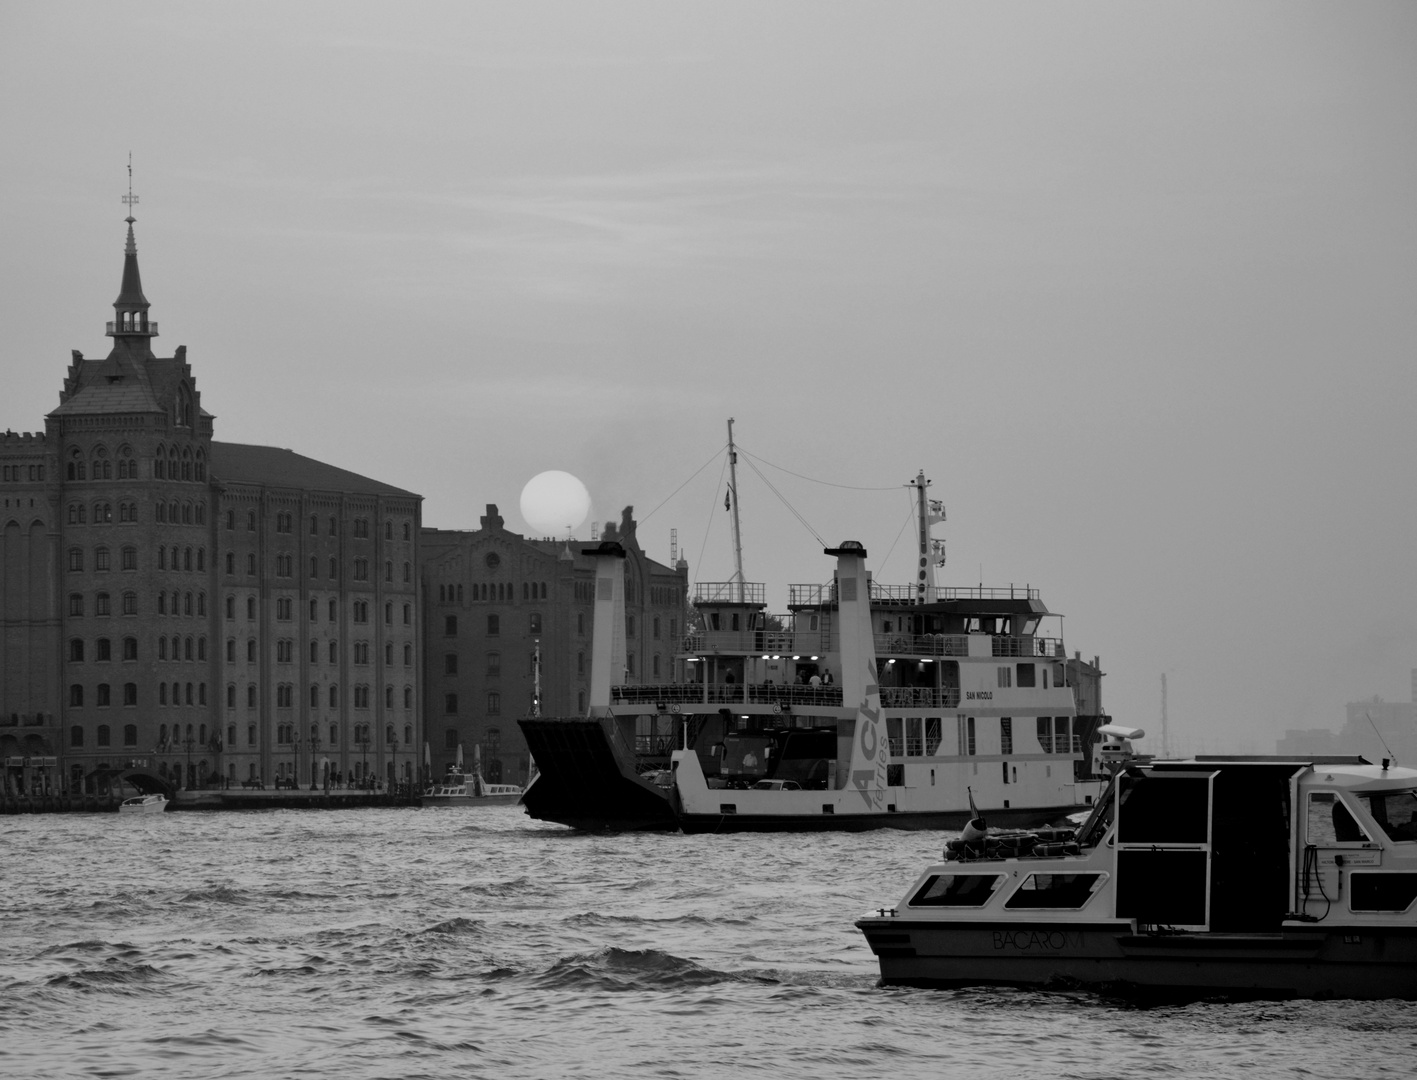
422;505;688;785
0;213;422;795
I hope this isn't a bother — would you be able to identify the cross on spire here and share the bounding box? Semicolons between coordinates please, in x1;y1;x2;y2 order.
121;153;139;217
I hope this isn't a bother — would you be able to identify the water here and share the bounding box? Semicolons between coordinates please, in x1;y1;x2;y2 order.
2;808;1415;1079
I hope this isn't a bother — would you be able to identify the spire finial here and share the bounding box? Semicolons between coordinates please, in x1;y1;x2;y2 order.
122;153;139;219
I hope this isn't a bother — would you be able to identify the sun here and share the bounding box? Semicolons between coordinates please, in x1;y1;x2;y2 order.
519;471;592;537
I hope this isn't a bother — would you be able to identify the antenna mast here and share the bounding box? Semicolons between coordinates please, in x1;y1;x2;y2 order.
726;418;745;603
1161;673;1170;757
909;470;942;604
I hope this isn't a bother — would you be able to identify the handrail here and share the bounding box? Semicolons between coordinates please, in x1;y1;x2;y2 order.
880;687;961;709
609;683;845;709
788;582;1042;606
694;581;766;605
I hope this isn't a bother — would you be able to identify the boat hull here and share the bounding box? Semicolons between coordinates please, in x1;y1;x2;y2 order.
679;804;1082;834
420;793;522;808
857;918;1417;1001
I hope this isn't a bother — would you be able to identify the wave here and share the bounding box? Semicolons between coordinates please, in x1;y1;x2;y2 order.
45;963;167;993
532;947;764;993
415;917;486;937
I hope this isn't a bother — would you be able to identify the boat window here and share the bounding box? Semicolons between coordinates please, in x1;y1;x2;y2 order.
1306;791;1372;845
1355;790;1417;843
909;874;1004;907
1004;873;1106;910
1350;872;1417;912
925;717;942;755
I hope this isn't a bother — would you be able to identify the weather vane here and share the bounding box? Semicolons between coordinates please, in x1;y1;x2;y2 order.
121;153;138;218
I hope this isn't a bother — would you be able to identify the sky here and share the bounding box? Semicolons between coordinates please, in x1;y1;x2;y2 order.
3;2;1415;755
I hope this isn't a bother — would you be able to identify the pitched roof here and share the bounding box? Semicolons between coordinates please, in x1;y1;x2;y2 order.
210;442;420;499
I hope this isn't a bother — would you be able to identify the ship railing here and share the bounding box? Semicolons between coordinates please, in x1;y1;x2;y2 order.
875;633;970;657
1035;734;1085;755
694;581;766;605
789;583;1042;606
610;683;845;709
880;687;960;709
679;628;807;655
992;636;1064;658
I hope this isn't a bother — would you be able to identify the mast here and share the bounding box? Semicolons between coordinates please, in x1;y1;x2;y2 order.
531;639;542;718
726;418;746;603
910;470;942;605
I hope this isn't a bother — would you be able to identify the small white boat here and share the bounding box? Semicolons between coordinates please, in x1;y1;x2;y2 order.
420;770;522;808
118;794;168;814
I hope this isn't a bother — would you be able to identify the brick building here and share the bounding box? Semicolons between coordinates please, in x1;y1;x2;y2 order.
0;212;421;795
421;505;688;785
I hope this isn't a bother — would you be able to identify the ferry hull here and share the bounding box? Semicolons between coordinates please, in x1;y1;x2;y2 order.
518;717;679;832
857;918;1417;1000
678;804;1083;834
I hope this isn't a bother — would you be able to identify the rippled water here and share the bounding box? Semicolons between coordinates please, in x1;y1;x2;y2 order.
3;808;1415;1079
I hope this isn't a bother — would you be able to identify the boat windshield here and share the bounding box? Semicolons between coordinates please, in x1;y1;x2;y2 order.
1074;781;1116;849
1355;789;1417;842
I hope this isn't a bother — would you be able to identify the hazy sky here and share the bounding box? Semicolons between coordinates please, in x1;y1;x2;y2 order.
3;2;1415;753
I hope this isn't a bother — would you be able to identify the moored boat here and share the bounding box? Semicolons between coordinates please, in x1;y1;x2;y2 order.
118;793;168;814
857;754;1417;1000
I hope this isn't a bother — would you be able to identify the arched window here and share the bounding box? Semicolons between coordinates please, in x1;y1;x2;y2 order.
487;692;501;715
247;684;257;708
385;685;393;708
96;724;110;747
70;725;84;748
123;724;137;747
311;684;319;708
227;684;236;708
404;686;413;708
329;685;338;708
69;684;84;707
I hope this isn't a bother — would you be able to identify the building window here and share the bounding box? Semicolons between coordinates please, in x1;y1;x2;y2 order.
529;613;541;634
445;615;457;637
69;638;85;662
487;692;501;716
486;652;500;676
487;614;499;636
95;593;111;616
69;593;84;616
276;597;293;620
97;683;111;707
404;687;413;709
403;603;411;625
122;546;137;571
445;693;457;714
96;638;111;661
329;640;339;664
96;724;109;747
122;637;137;660
67;548;84;572
444;653;458;675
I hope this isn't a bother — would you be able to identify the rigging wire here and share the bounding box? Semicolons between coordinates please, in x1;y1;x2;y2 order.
873;491;921;579
736;445;903;492
637;445;727;526
694;452;733;585
738;453;826;548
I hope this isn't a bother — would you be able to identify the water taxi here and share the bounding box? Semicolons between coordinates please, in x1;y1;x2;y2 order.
857;754;1417;999
118;793;169;814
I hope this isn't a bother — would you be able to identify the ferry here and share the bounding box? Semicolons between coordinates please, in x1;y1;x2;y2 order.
857;753;1417;1000
520;425;1109;832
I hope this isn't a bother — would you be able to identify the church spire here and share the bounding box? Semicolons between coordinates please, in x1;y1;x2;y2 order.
108;157;156;339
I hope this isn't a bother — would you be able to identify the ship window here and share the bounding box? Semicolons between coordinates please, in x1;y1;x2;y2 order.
1003;872;1105;910
1350;873;1417;913
997;666;1012;688
924;717;942;755
1016;663;1035;688
909;873;1004;907
1306;791;1372;846
1355;790;1417;843
905;717;923;757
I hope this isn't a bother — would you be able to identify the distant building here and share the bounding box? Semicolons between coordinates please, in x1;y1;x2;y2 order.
421;505;688;785
1275;670;1417;763
0;212;421;796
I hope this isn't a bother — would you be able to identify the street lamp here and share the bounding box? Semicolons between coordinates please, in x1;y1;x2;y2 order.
309;727;322;790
